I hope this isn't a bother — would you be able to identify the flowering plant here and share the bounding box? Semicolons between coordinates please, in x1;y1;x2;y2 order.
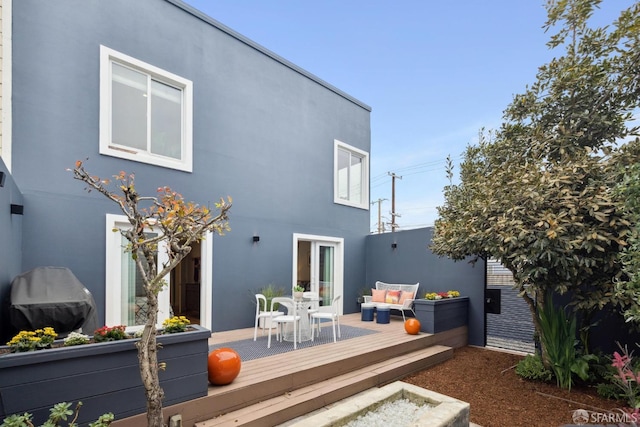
63;331;91;346
610;344;640;410
162;316;191;334
424;290;460;300
7;327;57;352
93;325;127;342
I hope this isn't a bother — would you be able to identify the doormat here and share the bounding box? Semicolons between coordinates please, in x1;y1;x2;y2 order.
209;324;378;361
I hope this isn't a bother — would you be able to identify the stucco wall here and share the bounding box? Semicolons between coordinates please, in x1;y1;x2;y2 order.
10;0;370;333
0;158;23;341
365;228;486;346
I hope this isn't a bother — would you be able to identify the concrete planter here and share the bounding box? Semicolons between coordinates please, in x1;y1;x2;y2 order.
258;312;279;329
413;297;469;334
0;325;211;425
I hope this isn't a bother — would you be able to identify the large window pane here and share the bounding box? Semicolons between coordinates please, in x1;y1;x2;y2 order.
349;155;363;204
112;63;147;151
337;148;350;200
150;80;182;160
120;233;157;326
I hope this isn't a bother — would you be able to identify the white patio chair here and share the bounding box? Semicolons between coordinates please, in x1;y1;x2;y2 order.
311;294;341;343
303;291;320;335
268;297;302;349
253;293;283;341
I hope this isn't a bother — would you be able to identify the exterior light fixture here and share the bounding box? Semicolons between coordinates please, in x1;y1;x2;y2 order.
11;204;24;215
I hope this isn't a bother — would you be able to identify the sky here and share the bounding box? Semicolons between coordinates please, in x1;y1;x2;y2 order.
183;0;633;233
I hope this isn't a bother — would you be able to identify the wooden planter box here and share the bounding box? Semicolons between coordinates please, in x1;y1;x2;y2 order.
413;297;469;334
0;325;211;425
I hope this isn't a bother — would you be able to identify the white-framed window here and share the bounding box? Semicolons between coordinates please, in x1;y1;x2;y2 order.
100;45;193;172
334;140;369;209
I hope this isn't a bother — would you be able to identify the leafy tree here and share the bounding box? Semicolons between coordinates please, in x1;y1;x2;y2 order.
431;0;640;361
616;163;640;322
71;160;231;427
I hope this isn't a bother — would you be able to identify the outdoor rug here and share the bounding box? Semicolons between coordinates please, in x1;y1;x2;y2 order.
209;324;378;361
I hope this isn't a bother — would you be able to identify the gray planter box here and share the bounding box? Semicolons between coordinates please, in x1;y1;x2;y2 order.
0;325;211;426
413;297;469;334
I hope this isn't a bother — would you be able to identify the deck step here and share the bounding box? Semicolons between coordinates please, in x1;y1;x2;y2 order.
195;345;453;427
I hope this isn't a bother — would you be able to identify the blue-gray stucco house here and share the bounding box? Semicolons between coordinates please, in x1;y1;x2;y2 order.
0;0;373;339
0;0;487;346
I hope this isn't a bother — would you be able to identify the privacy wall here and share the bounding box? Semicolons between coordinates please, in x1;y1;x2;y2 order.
365;228;485;346
0;159;23;341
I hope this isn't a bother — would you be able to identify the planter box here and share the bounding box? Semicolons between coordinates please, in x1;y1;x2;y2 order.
0;325;211;426
413;297;469;334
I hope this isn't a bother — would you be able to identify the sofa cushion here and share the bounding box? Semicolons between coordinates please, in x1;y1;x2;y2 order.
399;291;415;305
385;290;401;304
371;289;386;303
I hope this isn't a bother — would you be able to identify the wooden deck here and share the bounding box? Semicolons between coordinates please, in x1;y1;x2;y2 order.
113;313;468;427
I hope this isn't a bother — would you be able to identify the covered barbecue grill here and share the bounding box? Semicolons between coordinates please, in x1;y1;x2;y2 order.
9;266;99;335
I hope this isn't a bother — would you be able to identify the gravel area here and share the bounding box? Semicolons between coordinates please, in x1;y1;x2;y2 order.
343;398;432;427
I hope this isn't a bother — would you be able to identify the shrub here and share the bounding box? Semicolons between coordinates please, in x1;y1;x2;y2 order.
0;401;113;427
515;354;554;382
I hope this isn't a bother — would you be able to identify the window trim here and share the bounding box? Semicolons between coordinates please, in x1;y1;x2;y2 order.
99;45;193;172
333;139;369;209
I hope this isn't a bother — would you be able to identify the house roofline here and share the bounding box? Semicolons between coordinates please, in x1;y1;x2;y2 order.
166;0;372;112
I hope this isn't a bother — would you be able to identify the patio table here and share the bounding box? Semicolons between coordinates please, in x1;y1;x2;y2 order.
282;296;317;343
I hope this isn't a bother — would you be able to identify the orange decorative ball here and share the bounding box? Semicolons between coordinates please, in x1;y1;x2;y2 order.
208;348;242;385
404;318;421;335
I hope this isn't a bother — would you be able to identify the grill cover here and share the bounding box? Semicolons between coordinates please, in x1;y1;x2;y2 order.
9;266;99;335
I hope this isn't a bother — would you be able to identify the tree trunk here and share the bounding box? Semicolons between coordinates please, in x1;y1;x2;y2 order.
520;286;548;365
137;292;165;427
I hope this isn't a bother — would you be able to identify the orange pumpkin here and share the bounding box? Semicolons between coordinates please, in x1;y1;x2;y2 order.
208;347;242;385
404;318;421;335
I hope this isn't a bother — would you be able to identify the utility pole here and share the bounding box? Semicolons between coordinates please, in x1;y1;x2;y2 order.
371;198;388;234
388;172;402;232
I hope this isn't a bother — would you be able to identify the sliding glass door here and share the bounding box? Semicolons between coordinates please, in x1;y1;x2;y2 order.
293;234;343;313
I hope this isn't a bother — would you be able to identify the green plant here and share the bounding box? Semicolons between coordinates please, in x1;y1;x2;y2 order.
6;327;57;353
255;284;286;311
93;325;127;343
515;354;554;382
293;285;305;292
537;294;596;390
0;401;114;427
162;316;190;334
63;332;90;347
596;382;625;401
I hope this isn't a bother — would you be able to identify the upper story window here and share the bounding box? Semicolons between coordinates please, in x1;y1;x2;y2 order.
100;46;193;172
334;140;369;210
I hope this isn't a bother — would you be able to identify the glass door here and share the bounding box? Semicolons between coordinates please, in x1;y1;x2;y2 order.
293;234;343;314
315;244;335;307
105;215;171;329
